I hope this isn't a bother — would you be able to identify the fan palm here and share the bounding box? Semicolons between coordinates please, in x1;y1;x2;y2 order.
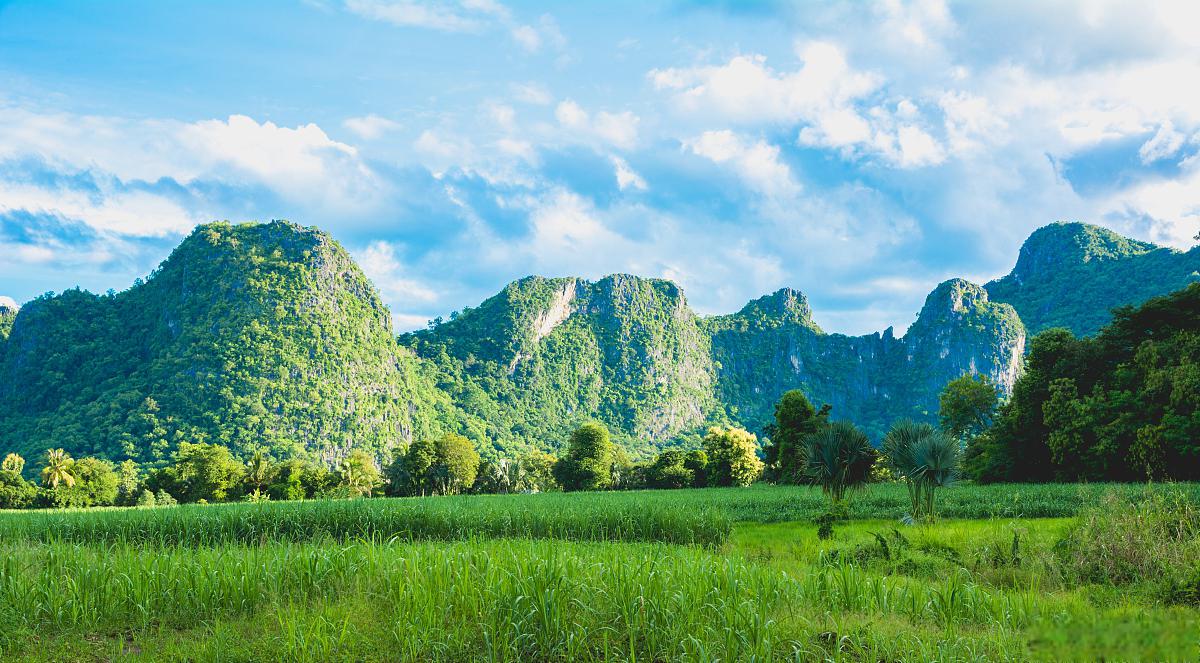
801;421;876;506
883;420;959;521
41;448;76;488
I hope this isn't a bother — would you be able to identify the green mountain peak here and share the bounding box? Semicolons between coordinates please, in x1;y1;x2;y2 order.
987;221;1199;336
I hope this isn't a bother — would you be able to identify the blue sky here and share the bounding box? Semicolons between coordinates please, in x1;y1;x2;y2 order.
1;0;1198;334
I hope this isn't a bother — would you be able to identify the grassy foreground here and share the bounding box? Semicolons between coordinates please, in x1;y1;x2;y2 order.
1;484;1198;661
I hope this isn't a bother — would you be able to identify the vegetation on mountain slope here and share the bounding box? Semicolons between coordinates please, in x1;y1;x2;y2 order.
1;219;1193;469
0;221;454;466
986;221;1200;336
969;283;1200;482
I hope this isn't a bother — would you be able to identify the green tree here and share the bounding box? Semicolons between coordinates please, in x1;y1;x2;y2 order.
765;390;830;483
683;449;708;488
553;422;615;491
938;374;999;442
266;459;309;501
40;448;76;489
165;442;246;502
647;449;693;489
135;489;157;507
1;453;24;475
42;457;119;508
338;450;381;498
800;421;876;507
703;426;763;488
244;449;276;494
0;469;36;509
115;459;141;506
431;433;481;495
517;450;559;492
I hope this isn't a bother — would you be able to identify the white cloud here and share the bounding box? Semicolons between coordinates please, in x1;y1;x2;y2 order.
512;82;552;105
0;295;20;310
650;42;880;126
611;156;646;191
555;100;639;149
511;24;541;52
685;130;800;198
895;124;945;167
1138;120;1187;164
0;181;198;238
343;0;508;32
0;105;389;249
343;114;400;140
356;240;439;305
486;102;516;130
345;0;565;55
652;42;951;168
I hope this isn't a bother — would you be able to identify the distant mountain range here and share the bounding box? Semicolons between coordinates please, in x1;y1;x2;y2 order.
1;220;1196;463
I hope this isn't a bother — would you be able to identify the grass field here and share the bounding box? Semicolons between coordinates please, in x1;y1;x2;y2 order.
1;483;1198;661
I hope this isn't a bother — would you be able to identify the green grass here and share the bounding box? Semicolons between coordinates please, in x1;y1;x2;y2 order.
7;482;1194;549
0;537;1041;661
2;483;1199;661
0;493;731;547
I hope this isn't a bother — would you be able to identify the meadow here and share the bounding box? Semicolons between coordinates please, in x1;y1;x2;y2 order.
1;483;1198;661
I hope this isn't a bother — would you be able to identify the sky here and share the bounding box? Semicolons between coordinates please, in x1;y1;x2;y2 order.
1;0;1198;335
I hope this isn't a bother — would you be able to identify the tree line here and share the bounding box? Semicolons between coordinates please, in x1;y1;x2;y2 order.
0;421;769;509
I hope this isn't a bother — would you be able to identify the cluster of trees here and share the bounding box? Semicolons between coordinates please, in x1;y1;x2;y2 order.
967;283;1200;482
0;442;387;510
0;420;769;510
757;386;976;520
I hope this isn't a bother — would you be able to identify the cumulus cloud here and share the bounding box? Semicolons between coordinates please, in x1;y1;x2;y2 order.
652;42;949;168
685;130;800;198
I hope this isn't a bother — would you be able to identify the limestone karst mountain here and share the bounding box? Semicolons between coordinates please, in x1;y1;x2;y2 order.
1;220;1192;462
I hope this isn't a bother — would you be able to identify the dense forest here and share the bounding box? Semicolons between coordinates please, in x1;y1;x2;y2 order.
968;283;1200;482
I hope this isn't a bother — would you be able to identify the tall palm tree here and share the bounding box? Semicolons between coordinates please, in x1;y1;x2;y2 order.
801;421;876;507
41;449;76;488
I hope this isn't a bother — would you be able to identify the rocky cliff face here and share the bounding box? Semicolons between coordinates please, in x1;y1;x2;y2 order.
405;274;717;456
708;279;1024;438
410;274;1024;449
986;222;1200;336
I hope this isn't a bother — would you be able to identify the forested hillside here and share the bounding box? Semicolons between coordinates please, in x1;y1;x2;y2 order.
0;221;454;466
986;222;1200;336
706;280;1025;438
969;283;1200;482
1;219;1194;466
405;276;1025;450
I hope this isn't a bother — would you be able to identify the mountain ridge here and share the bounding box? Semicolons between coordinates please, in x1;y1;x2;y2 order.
1;219;1194;464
